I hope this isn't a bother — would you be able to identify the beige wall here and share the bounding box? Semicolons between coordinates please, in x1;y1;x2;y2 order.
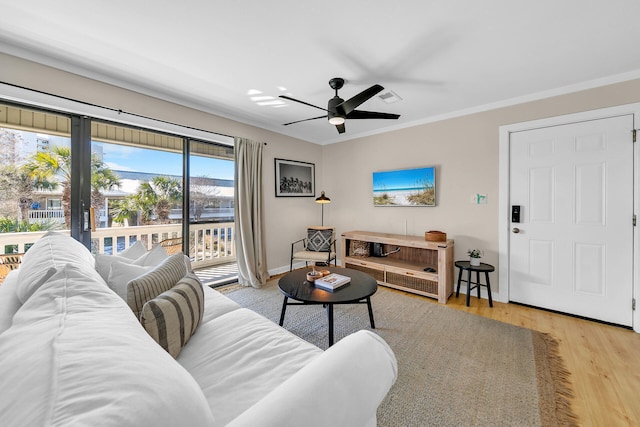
322;79;640;293
0;53;322;273
2;53;640;289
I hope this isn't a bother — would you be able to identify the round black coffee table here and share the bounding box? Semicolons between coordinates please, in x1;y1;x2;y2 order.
278;267;377;347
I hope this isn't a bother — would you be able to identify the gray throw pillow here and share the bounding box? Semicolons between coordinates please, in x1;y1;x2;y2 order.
307;228;332;252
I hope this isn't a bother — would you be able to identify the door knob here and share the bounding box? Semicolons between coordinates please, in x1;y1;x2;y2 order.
512;227;520;234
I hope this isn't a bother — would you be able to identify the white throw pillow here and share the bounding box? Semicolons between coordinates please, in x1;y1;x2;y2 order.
132;243;170;266
94;253;134;282
120;240;147;260
107;263;153;300
95;243;170;283
106;254;191;300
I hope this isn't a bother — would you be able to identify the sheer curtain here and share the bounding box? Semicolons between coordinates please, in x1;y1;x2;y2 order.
234;137;268;288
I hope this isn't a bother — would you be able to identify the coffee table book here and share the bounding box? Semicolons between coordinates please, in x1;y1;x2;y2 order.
314;273;351;291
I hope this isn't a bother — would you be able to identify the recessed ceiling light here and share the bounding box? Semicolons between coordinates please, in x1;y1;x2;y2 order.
257;100;285;106
250;96;274;101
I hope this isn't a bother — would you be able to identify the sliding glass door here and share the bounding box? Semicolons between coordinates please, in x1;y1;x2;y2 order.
90;121;184;254
0;103;71;254
188;141;236;274
1;101;235;274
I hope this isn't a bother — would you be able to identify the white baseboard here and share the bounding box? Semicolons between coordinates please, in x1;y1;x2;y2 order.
455;284;505;304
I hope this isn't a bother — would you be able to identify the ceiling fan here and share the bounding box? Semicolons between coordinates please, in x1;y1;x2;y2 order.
279;77;400;134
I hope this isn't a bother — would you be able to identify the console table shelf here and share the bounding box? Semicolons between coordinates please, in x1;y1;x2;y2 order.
341;230;454;303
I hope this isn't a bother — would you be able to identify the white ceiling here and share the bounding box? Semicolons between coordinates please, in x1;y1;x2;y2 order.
2;1;640;145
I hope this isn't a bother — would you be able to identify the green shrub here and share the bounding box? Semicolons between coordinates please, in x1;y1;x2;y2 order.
0;217;61;233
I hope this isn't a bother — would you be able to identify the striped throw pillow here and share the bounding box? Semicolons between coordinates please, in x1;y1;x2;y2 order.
127;253;188;319
140;273;205;358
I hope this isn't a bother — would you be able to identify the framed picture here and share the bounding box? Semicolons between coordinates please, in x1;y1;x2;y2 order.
275;158;315;197
372;166;436;206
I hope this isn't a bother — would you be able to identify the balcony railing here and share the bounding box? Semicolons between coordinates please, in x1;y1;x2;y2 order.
27;209;65;224
0;222;235;269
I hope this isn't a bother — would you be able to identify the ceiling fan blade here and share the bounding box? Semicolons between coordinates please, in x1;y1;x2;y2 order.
335;84;384;115
346;110;400;120
279;95;328;112
335;123;346;134
283;115;327;126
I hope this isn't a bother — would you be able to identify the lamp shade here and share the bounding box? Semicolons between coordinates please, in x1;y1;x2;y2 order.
316;191;331;204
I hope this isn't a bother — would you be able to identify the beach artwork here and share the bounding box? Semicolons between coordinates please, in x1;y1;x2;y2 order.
372;166;436;206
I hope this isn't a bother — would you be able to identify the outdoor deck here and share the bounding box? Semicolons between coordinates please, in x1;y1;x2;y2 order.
196;261;238;287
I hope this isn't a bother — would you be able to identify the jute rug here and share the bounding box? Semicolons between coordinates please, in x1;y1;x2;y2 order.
219;280;577;426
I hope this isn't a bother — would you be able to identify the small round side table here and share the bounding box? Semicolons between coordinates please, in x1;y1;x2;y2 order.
454;260;495;307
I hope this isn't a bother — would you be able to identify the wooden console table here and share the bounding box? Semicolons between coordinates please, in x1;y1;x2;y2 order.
341;230;454;303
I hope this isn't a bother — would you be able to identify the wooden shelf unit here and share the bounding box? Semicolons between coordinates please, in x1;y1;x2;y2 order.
341;230;454;303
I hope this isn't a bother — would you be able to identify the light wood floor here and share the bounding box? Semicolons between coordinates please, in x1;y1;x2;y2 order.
413;290;640;426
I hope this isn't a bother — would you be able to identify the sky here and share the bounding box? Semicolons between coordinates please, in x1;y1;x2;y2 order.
14;130;234;180
372;166;435;192
94;142;234;179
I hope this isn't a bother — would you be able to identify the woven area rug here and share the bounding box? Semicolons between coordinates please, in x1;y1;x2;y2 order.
219;280;577;426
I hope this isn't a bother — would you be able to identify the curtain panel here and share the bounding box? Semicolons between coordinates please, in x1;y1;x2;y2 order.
234;137;268;288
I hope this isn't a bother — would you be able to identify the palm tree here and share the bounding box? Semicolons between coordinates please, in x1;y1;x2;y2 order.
0;164;51;221
23;146;72;227
145;176;182;223
113;176;182;225
90;158;120;227
111;195;144;226
23;146;120;228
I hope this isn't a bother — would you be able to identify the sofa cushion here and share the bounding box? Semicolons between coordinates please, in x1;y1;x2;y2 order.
178;308;322;426
127;253;189;319
16;231;101;303
201;285;242;324
0;263;215;427
141;273;205;358
0;270;21;334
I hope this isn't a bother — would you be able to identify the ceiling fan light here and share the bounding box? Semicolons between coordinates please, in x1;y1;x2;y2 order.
329;116;345;125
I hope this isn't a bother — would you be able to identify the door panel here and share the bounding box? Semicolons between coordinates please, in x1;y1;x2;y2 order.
509;115;634;326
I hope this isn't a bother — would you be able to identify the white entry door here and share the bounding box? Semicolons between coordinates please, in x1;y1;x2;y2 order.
509;114;634;326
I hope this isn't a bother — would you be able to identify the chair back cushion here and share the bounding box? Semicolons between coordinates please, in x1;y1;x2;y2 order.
307;228;333;252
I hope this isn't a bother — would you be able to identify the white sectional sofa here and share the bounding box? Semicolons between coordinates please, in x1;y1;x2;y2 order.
0;232;397;426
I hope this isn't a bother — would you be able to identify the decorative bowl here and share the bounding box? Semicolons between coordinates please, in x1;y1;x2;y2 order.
425;230;447;242
306;271;322;282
